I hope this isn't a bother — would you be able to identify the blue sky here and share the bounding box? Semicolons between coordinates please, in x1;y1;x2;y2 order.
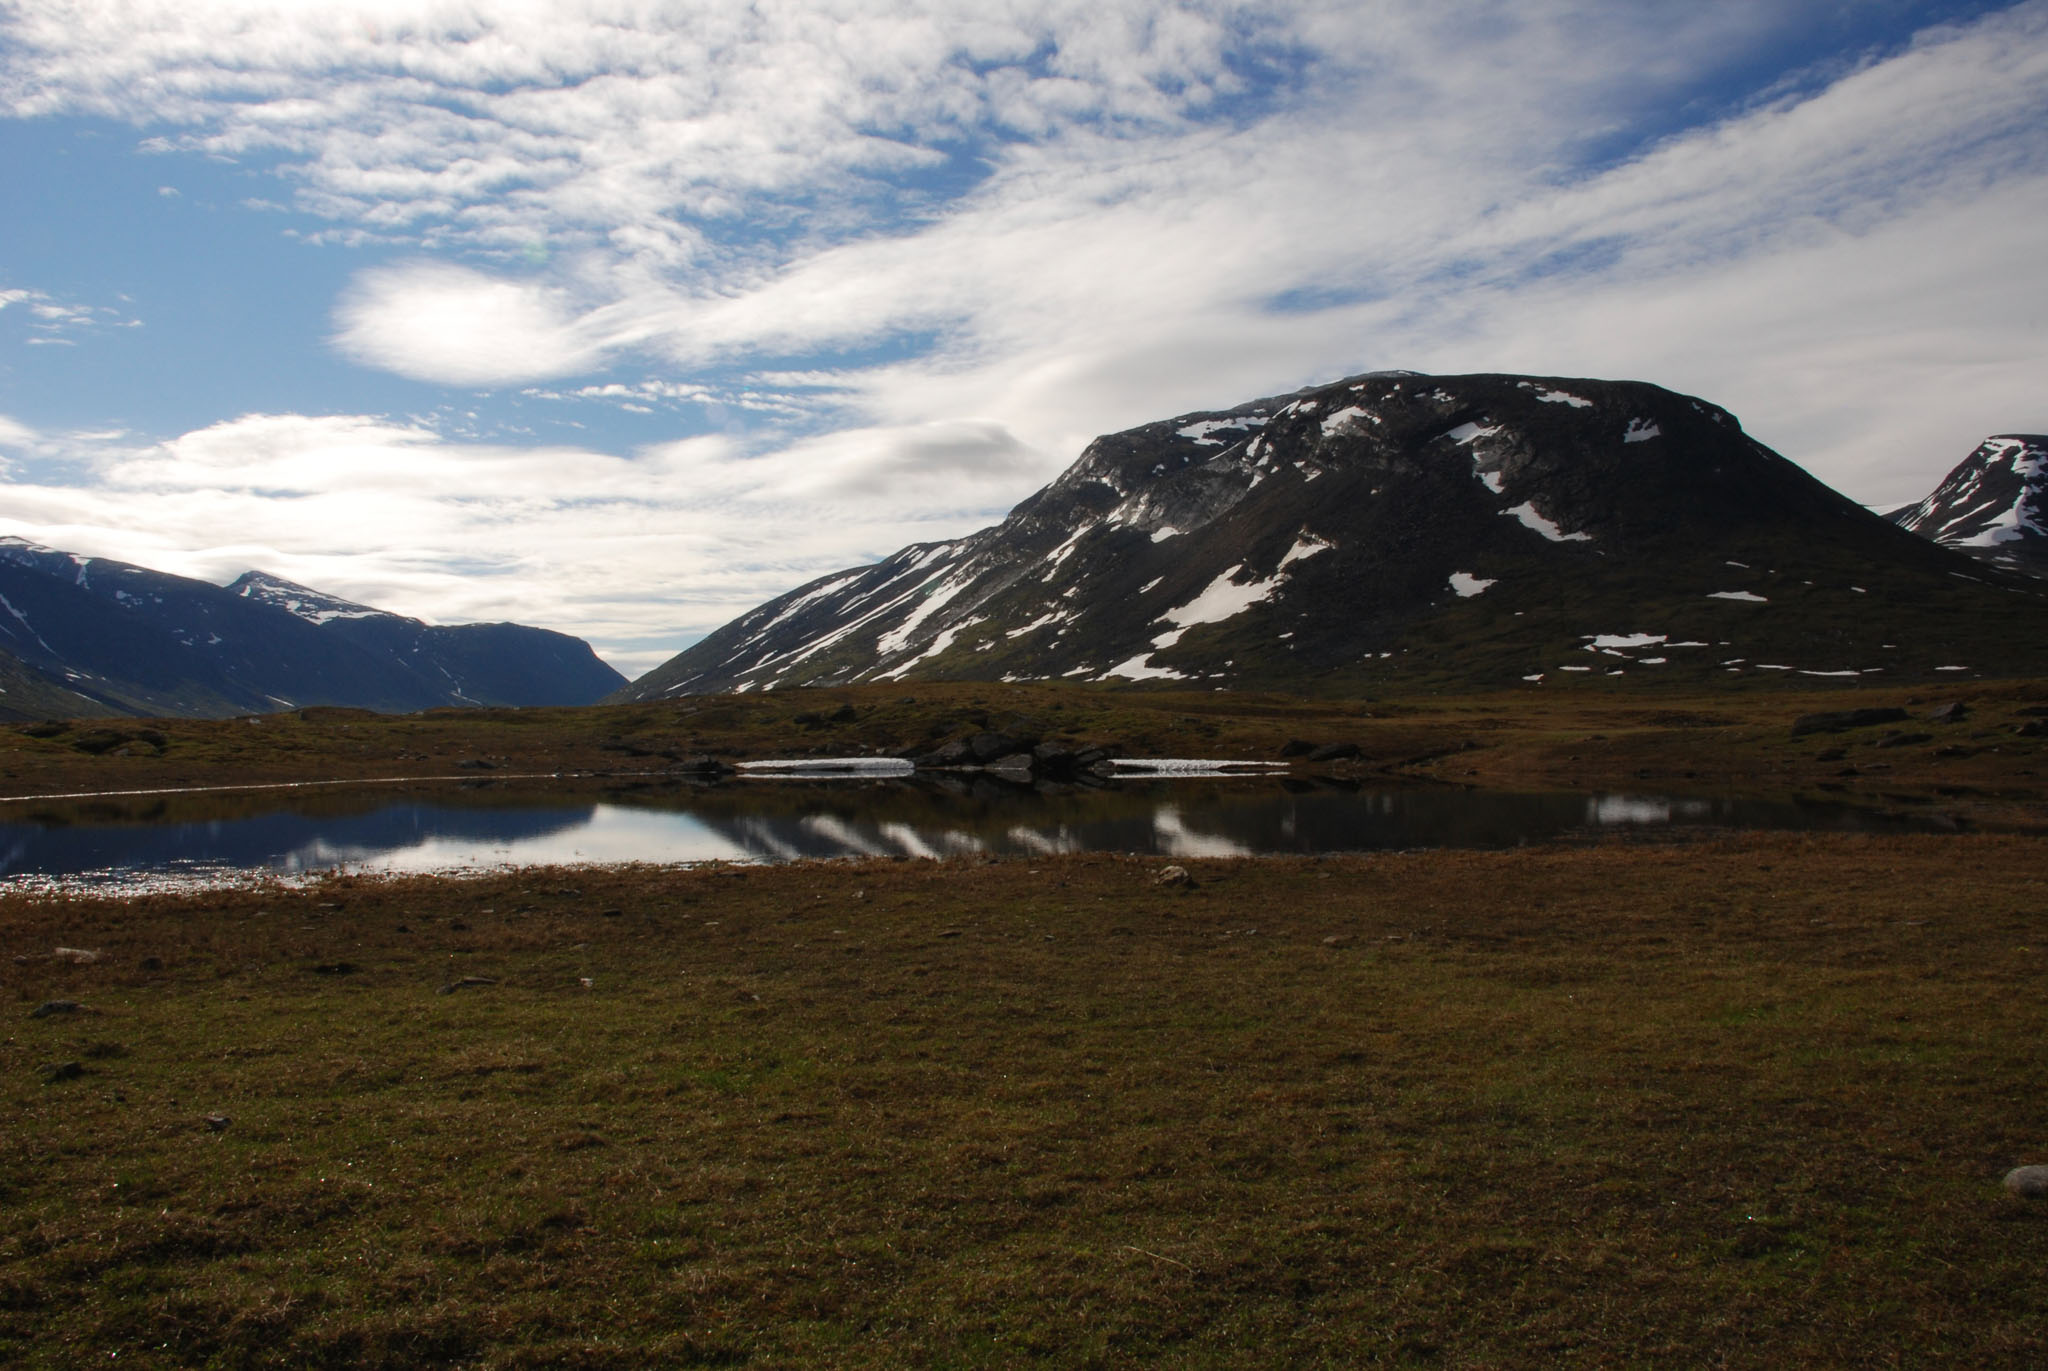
2;0;2045;677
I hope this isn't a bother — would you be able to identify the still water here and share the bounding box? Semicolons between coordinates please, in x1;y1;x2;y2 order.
0;769;1948;892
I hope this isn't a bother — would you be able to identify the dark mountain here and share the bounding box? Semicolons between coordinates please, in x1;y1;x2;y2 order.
0;540;624;720
618;372;2048;698
1888;435;2048;579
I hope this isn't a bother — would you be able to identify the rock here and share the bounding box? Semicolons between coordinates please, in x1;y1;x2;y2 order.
986;752;1035;780
828;703;858;723
1927;701;1969;724
1321;934;1354;947
1789;708;1910;736
311;962;358;976
439;975;498;994
204;1114;231;1132
919;737;976;767
52;947;99;964
2004;1165;2048;1199
1278;739;1318;758
40;1061;84;1084
456;758;497;770
967;731;1022;763
138;956;164;971
1154;865;1195;888
2017;720;2048;738
29;1000;82;1019
1307;742;1361;762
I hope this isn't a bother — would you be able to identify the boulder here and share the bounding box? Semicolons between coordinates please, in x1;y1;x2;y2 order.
967;731;1022;763
2004;1165;2048;1199
1278;739;1318;758
1927;701;1969;724
1307;742;1362;762
1153;865;1195;889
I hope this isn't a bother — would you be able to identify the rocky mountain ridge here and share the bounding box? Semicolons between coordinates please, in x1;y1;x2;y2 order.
1889;434;2047;578
0;539;624;720
619;371;2048;698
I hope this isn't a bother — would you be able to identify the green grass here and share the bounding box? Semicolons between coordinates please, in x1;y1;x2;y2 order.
5;834;2048;1366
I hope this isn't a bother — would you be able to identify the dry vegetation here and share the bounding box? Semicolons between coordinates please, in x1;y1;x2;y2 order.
6;834;2048;1367
3;677;2047;829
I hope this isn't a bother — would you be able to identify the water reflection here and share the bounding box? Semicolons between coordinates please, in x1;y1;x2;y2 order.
0;774;1945;891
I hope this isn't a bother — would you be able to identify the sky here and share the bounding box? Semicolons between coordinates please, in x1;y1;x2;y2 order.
1;1;2045;679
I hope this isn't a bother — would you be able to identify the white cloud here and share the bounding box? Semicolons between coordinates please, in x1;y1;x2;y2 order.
2;0;2047;660
0;410;1048;677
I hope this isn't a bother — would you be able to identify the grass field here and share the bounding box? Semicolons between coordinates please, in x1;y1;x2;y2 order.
6;833;2048;1367
5;677;2048;831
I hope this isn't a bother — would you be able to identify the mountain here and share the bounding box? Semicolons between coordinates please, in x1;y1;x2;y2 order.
0;539;625;720
618;372;2048;698
1888;435;2048;579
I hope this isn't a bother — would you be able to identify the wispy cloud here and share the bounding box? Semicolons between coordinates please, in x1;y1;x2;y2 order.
0;408;1055;675
2;1;2046;670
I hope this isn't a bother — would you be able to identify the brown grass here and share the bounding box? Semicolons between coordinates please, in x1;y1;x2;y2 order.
4;832;2047;1366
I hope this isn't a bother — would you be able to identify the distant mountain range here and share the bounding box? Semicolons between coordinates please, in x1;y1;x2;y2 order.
1889;435;2048;579
617;372;2048;698
0;539;624;720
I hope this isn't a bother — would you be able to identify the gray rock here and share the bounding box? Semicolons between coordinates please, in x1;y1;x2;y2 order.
2004;1165;2048;1199
29;1000;81;1019
1927;700;1969;724
1154;865;1195;888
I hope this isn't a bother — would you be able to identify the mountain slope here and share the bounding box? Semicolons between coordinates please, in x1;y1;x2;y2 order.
619;372;2048;698
0;541;624;719
227;572;626;710
1889;435;2048;578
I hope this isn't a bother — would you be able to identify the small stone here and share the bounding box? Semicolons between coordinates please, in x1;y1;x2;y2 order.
204;1114;231;1132
138;956;165;971
40;1061;84;1084
30;1000;82;1019
1321;935;1353;947
1154;865;1195;888
439;975;498;995
311;962;358;976
1927;701;1969;725
52;947;99;964
2004;1165;2048;1199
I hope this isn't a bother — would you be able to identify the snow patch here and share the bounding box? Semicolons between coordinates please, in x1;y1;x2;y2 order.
1319;405;1373;437
1707;590;1768;602
1622;418;1661;443
1176;416;1263;445
1448;572;1496;598
1584;633;1664;649
1532;388;1592;408
1446;421;1501;445
1151;526;1181;543
1503;502;1592;543
1100;654;1189;682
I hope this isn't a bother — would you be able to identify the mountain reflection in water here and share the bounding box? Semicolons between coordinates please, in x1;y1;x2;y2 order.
0;774;1946;891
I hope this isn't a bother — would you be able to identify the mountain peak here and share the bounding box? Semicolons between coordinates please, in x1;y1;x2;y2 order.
227;570;397;626
1891;434;2048;577
619;370;2047;698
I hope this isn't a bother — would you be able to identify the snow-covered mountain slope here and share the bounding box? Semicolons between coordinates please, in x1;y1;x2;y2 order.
0;539;624;719
619;372;2048;698
229;570;389;624
1890;435;2048;578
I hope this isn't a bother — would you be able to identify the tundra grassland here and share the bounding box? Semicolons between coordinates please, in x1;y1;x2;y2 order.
5;834;2048;1368
3;678;2047;828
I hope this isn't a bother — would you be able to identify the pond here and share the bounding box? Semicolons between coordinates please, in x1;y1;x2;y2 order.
0;765;1953;893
